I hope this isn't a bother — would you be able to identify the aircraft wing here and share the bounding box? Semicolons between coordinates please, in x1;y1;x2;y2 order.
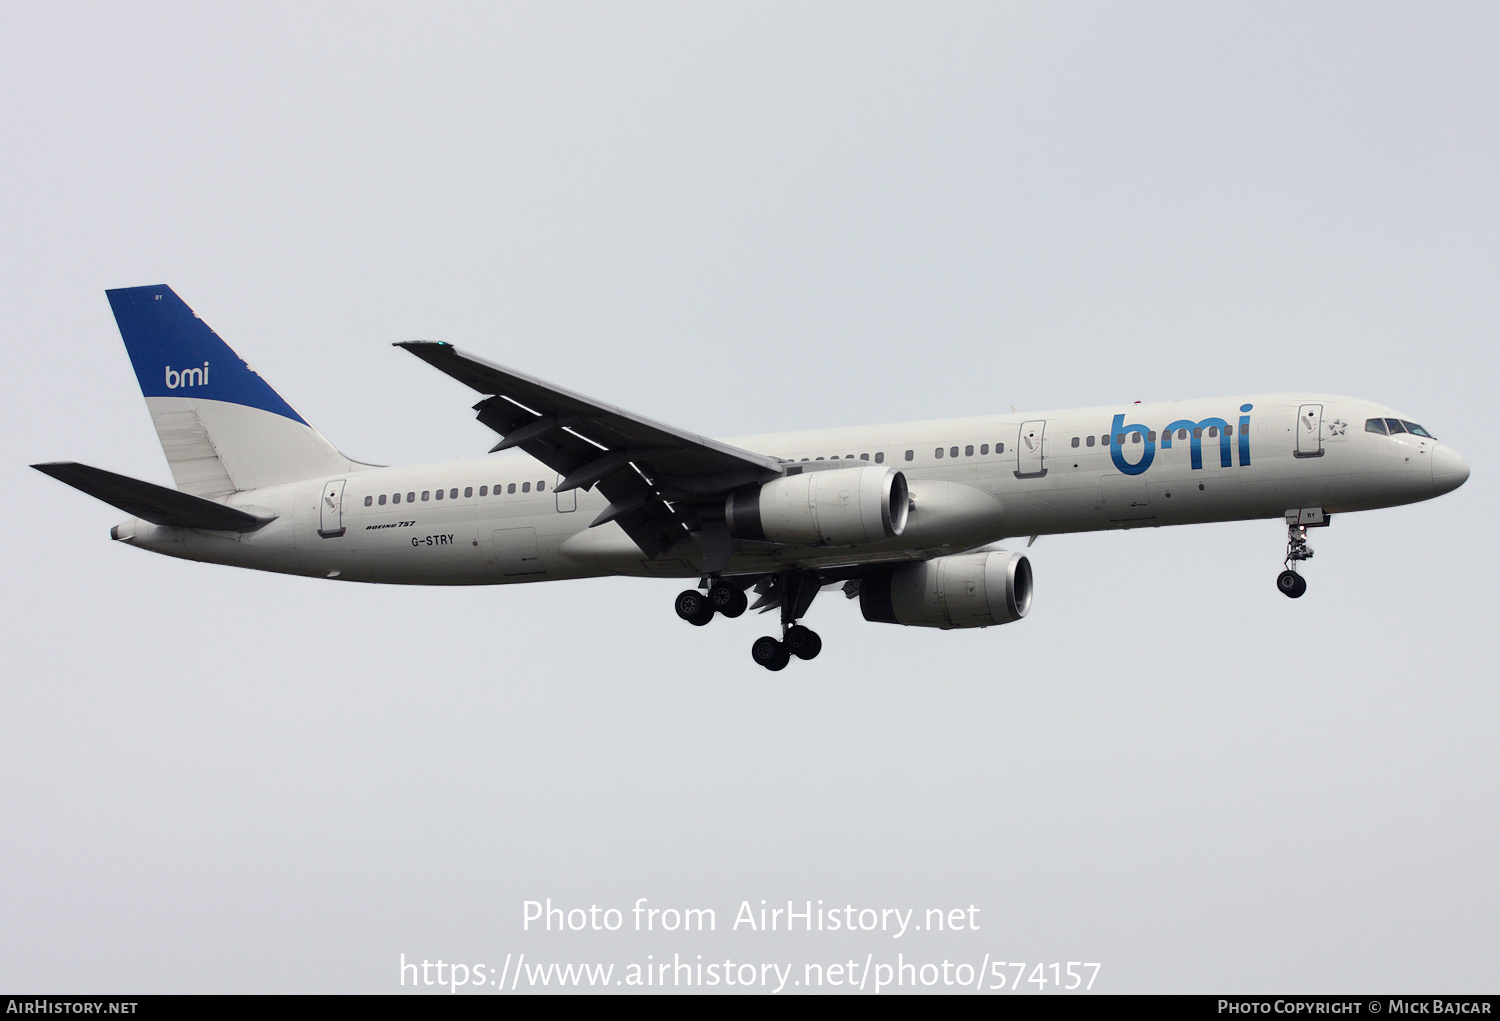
397;341;784;558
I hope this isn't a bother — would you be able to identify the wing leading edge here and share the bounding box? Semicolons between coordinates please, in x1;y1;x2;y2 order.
396;342;784;558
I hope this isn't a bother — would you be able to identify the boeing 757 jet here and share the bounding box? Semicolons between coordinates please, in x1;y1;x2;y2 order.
34;286;1470;670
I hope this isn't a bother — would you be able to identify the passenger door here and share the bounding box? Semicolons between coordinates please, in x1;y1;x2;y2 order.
1295;404;1324;458
1015;421;1048;478
317;479;347;538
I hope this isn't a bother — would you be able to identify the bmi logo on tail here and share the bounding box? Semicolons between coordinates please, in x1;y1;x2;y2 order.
164;362;210;389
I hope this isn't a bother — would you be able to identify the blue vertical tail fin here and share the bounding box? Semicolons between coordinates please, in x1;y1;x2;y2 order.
106;285;356;496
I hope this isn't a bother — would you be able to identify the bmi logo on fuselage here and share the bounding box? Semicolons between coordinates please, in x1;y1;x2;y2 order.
1109;404;1254;476
164;363;210;389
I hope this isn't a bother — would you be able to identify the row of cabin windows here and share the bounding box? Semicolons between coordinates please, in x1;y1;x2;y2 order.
363;422;1254;500
363;480;548;507
932;443;1007;459
901;428;1241;461
796;452;887;464
1069;425;1238;448
791;447;1019;463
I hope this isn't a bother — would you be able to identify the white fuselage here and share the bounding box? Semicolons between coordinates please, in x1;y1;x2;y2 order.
111;393;1466;585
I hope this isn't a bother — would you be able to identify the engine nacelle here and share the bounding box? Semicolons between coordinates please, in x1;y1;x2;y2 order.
860;550;1032;629
726;466;909;546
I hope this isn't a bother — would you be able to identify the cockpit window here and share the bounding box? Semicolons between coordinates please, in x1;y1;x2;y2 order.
1373;418;1437;440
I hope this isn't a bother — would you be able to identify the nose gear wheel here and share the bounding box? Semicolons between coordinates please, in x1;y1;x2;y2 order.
1277;521;1316;598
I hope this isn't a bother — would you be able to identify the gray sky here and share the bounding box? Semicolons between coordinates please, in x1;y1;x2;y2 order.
3;1;1495;994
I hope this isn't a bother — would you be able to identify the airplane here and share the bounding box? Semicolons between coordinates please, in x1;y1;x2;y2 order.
33;285;1470;671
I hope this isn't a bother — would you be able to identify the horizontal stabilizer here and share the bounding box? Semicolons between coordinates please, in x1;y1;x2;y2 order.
31;462;272;532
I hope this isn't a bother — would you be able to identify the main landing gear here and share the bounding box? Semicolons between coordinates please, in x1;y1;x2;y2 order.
674;571;823;671
749;571;822;671
751;625;822;671
674;579;748;625
1277;512;1326;599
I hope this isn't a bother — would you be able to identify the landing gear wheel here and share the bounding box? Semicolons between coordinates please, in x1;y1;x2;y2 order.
785;625;822;660
751;636;790;671
675;589;715;625
709;583;747;618
1277;570;1307;599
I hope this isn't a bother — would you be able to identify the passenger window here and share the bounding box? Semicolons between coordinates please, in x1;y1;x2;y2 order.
392;493;401;504
948;446;957;458
997;443;1005;453
508;483;516;494
1386;419;1406;434
1071;437;1079;448
422;491;430;501
379;494;387;506
934;447;944;459
435;489;444;500
1101;435;1108;446
1365;418;1388;435
537;481;545;492
1148;431;1157;442
407;492;416;503
1116;434;1126;444
874;452;884;463
1207;426;1218;438
464;487;473;498
1178;429;1188;440
450;488;459;499
860;453;869;461
1131;433;1141;444
846;454;854;460
522;482;531;493
1192;428;1202;439
816;456;825;461
1224;425;1233;436
364;495;372;507
480;486;488;496
981;444;989;455
905;450;914;461
1086;435;1095;447
800;458;809;462
965;445;974;456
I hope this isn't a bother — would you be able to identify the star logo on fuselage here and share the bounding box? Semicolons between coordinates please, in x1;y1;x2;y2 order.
1328;419;1347;436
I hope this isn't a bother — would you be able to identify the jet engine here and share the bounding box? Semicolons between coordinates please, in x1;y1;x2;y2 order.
725;466;909;546
860;550;1032;629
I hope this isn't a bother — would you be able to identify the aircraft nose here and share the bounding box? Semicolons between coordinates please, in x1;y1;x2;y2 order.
1432;445;1470;496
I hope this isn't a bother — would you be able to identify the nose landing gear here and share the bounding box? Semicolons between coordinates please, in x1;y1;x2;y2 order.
1277;509;1327;599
